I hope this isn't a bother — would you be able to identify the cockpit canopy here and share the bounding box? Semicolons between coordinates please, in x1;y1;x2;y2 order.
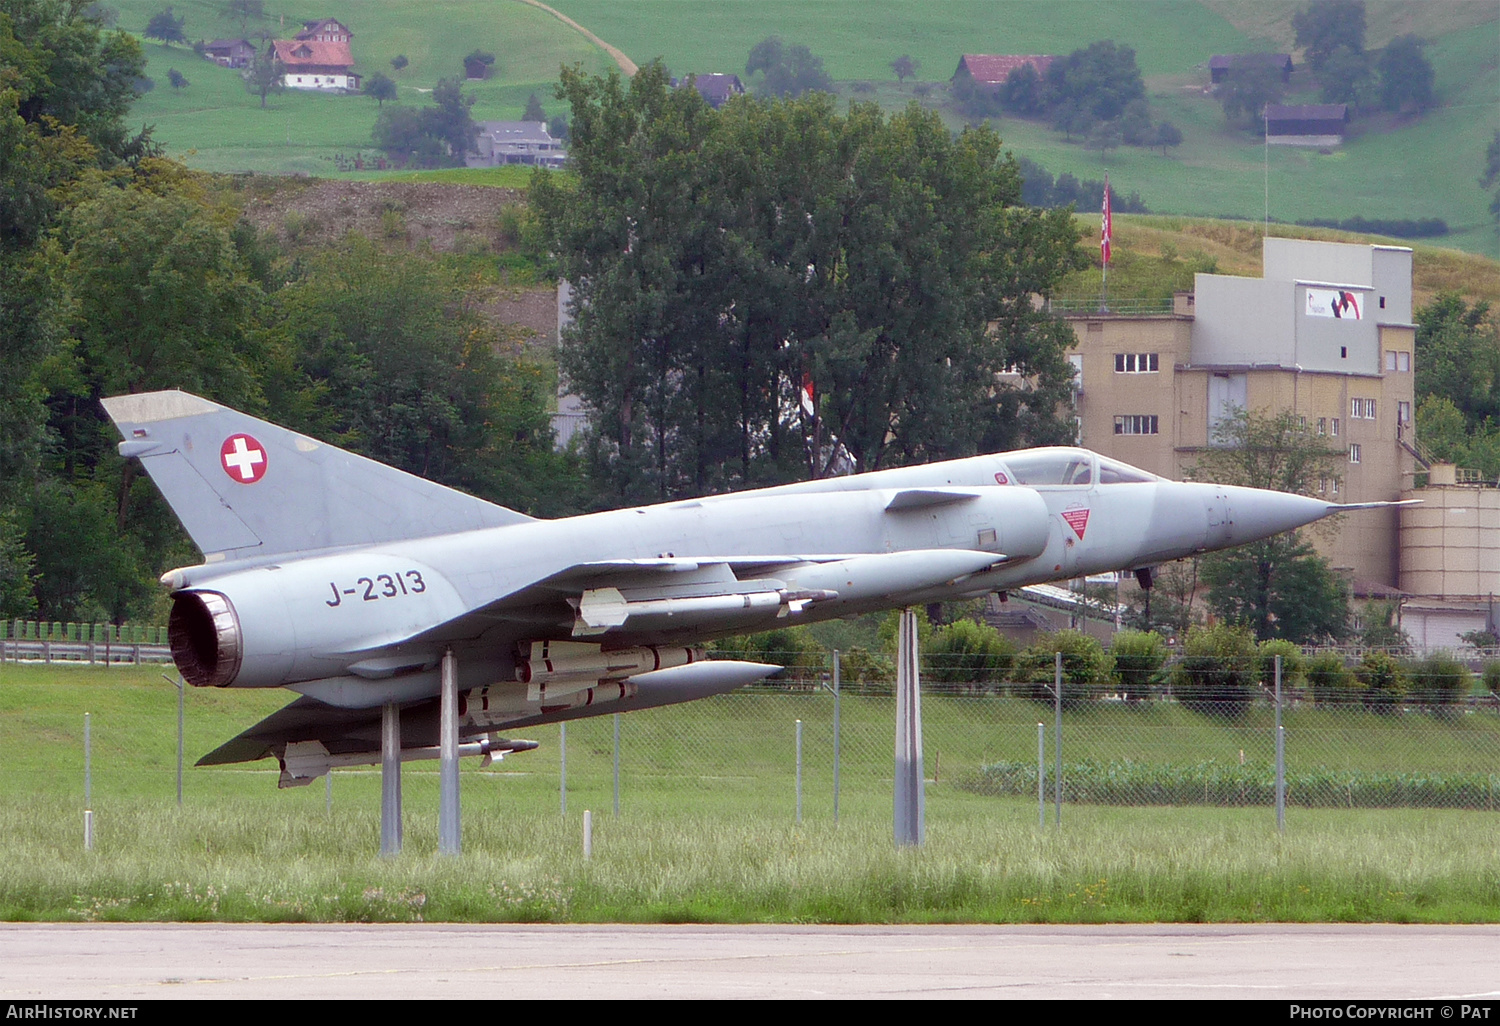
994;448;1159;487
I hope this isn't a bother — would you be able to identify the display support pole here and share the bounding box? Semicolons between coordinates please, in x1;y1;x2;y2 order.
439;649;460;855
380;701;402;856
894;609;925;847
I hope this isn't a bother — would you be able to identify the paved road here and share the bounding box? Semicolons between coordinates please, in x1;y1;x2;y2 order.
3;923;1500;1000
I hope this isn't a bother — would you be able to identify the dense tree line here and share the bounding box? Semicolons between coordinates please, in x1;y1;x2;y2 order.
957;40;1180;157
0;0;572;622
531;64;1087;505
1221;0;1437;132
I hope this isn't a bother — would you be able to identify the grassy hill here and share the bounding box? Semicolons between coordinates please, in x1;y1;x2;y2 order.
110;1;1499;257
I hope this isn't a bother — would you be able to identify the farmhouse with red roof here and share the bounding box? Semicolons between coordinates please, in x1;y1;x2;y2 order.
272;18;359;92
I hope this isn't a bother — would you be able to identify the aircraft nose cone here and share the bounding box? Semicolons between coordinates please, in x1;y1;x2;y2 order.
1221;486;1333;543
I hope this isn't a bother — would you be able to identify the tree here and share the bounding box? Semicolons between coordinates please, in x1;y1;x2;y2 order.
523;91;546;122
1415;293;1500;431
1219;63;1284;130
144;6;185;46
744;35;833;98
372;78;476;167
1170;623;1258;719
462;50;494;80
1149;120;1182;155
1377;34;1434;112
167;67;186;89
363;72;397;107
1293;0;1366;72
889;54;918;83
244;44;284;109
266;236;577;513
1319;45;1377;110
1192;409;1352;643
226;0;263;31
1044;40;1145;124
390;53;408;72
998;63;1044;116
531;64;1085;503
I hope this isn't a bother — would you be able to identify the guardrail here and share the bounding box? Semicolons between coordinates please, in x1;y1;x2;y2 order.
0;639;174;665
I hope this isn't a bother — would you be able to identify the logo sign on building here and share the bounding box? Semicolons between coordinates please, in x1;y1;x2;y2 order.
1305;288;1362;320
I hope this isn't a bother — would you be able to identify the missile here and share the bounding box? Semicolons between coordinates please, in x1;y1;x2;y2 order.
277;734;538;788
778;549;1003;604
517;640;704;687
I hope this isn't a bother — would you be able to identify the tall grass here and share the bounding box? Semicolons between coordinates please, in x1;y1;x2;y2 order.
4;664;1500;922
3;798;1497;923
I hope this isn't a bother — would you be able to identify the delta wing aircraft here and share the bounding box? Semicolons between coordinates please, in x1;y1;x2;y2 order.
105;390;1398;788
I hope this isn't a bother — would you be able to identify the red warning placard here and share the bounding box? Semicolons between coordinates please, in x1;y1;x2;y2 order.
1061;507;1090;539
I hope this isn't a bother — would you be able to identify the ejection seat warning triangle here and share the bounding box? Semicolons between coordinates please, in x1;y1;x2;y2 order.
1061;507;1090;539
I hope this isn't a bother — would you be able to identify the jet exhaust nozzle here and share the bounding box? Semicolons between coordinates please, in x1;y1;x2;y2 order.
168;591;242;687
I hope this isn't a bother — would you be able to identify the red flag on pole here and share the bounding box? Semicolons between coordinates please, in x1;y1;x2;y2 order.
1101;173;1112;266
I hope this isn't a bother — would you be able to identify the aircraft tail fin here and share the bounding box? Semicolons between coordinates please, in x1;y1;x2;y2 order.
103;390;533;562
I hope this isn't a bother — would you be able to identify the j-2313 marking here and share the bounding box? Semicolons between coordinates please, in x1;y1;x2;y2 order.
326;570;427;607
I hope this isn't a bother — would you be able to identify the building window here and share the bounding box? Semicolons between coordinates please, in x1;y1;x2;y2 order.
1398;351;1410;372
1351;398;1376;420
1317;417;1327;435
1114;353;1159;373
1319;477;1328;494
1386;351;1396;372
1298;415;1307;429
1114;414;1159;435
1332;418;1340;437
1350;444;1361;464
1398;400;1411;423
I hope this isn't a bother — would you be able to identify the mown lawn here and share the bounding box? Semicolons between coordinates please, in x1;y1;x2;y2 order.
3;663;1498;923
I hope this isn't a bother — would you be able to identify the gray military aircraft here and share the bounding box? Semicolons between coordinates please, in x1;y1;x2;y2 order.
104;390;1398;788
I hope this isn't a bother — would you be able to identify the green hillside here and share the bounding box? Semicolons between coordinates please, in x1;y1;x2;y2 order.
110;1;1499;256
114;0;615;174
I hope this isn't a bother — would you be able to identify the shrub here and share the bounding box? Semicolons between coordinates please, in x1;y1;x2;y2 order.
1356;651;1408;712
924;618;1014;688
835;646;894;691
1017;629;1112;707
1170;624;1257;718
1257;638;1305;692
1305;652;1359;706
1484;661;1500;695
1110;629;1168;700
1410;651;1470;707
714;626;825;683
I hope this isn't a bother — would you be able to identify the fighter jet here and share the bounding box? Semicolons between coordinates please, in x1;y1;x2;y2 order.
104;390;1399;787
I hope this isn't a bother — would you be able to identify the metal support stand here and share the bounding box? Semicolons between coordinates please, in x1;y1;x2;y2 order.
439;649;460;855
380;701;403;857
894;608;925;847
612;714;621;817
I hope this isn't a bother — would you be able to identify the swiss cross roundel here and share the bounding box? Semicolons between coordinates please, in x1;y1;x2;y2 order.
220;434;268;484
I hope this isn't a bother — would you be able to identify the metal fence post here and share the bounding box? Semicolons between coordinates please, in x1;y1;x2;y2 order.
795;718;803;824
560;722;567;816
1275;654;1286;833
1037;722;1046;829
1054;651;1063;826
832;650;841;824
163;673;183;807
612;713;620;817
83;712;93;851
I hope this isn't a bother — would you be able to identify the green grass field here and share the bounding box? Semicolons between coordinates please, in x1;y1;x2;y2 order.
104;2;1500;255
3;663;1499;923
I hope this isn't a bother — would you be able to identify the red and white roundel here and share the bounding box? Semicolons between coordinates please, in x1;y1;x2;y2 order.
220;434;268;483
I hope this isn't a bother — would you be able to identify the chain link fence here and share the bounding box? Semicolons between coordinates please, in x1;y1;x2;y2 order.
6;648;1499;823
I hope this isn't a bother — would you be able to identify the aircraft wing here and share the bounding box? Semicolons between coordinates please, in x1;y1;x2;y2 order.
397;548;1008;647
